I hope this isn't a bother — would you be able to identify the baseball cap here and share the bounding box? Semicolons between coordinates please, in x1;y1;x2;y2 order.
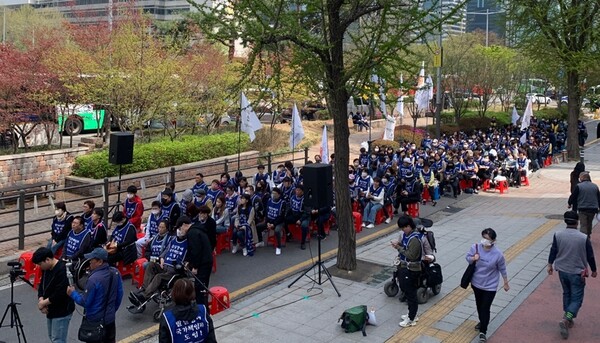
194;188;207;196
403;158;411;164
84;248;108;261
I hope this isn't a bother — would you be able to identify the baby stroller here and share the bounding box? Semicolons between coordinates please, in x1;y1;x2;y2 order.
126;264;192;322
384;218;443;304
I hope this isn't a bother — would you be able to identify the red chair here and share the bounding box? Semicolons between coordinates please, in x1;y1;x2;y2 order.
544;156;552;167
54;246;63;260
116;261;134;278
422;187;432;204
212;250;217;274
132;258;147;288
497;180;509;194
208;286;230;315
407;203;420;218
215;228;232;255
352;212;363;233
521;175;530;186
375;208;385;225
33;266;42;289
287;224;309;242
18;251;37;283
482;179;491;192
352;201;360;213
459;179;469;191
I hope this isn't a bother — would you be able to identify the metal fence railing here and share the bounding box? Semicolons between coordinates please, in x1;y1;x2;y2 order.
0;148;309;251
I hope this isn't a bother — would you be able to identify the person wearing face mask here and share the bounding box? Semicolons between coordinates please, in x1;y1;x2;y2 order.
161;189;181;230
48;202;74;255
106;211;138;266
123;185;144;231
179;189;194;217
356;170;373;212
130;216;190;306
136;201;166;258
183;215;214;307
362;177;385;229
465;228;510;343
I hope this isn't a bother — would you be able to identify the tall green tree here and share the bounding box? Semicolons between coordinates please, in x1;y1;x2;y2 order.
190;0;450;270
508;1;600;159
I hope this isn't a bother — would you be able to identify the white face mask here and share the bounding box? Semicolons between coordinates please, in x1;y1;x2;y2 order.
126;193;134;199
481;238;493;247
151;209;160;215
361;172;368;178
177;229;184;237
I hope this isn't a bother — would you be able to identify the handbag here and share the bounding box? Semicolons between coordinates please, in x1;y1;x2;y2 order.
460;244;478;289
78;269;114;342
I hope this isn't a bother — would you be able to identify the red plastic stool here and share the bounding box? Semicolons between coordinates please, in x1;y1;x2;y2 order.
482;179;491;191
544;156;552;167
53;246;63;259
215;229;232;255
497;180;509;194
459;179;469;191
212;250;217;274
352;212;363;233
352;201;360;212
208;286;230;315
32;266;42;289
117;261;134;278
132;258;147;288
18;251;37;282
288;224;309;242
521;175;530;186
375;208;385;225
422;188;432;203
267;227;286;247
407;203;420;218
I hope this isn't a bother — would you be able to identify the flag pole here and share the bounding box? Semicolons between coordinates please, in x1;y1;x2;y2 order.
238;92;242;171
291;104;295;161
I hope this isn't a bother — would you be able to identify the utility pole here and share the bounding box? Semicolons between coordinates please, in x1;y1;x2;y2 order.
434;0;443;139
2;7;6;45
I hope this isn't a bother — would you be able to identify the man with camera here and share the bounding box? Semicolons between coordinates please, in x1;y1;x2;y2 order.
32;247;75;343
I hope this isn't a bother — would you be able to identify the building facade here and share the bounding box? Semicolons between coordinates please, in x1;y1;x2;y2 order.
465;0;506;41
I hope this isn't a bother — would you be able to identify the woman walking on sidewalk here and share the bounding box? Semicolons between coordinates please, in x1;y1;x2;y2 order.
466;228;510;343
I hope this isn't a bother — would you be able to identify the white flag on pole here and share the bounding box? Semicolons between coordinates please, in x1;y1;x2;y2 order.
511;106;520;125
426;75;434;101
378;79;387;117
520;96;533;131
320;125;329;164
396;74;404;118
240;92;263;142
289;103;304;149
383;114;396;141
519;132;527;145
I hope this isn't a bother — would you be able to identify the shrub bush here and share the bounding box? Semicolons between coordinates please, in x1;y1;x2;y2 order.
371;139;399;150
394;125;425;146
458;117;492;133
72;133;249;179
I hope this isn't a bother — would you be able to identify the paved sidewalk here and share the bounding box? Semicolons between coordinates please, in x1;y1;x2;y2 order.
138;144;599;343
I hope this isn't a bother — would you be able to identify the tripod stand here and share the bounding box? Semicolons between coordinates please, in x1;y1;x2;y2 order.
0;270;29;343
288;224;341;297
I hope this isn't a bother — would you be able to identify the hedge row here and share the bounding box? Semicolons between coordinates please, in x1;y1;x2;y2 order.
72;133;250;179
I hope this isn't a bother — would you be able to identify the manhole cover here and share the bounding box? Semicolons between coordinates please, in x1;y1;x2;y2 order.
327;259;395;286
545;214;564;220
443;206;463;214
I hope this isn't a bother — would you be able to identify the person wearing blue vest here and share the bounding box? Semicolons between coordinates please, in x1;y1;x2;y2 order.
362;177;385;229
106;211;138;266
224;185;239;222
285;185;310;249
159;278;216;343
82;200;95;232
179;189;193;217
62;216;91;263
191;173;208;195
232;194;257;256
48;202;74;255
136;201;167;258
391;215;422;328
440;161;460;198
419;162;437;207
161;189;181;231
143;219;172;264
194;188;214;210
381;175;396;224
356;170;373;212
259;187;288;255
253;164;271;191
280;177;295;204
131;218;189;305
206;180;224;204
90;208;108;249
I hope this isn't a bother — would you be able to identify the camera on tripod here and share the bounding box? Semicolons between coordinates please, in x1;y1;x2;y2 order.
7;261;24;279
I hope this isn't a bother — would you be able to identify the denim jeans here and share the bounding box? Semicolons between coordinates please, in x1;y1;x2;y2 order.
363;202;382;224
559;271;586;318
47;313;72;343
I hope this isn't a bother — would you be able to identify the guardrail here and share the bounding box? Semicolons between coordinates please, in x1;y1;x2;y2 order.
0;148;309;250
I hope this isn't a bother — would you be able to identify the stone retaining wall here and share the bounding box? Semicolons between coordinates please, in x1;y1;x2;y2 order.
65;150;262;196
0;147;89;187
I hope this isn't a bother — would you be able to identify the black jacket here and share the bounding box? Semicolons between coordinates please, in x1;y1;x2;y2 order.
185;226;213;270
191;218;217;251
37;260;75;319
159;304;217;343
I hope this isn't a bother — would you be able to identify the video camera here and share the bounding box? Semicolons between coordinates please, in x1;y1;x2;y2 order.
7;261;25;279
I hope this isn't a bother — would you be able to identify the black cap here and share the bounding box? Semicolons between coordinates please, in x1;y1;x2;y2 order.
112;211;125;222
564;211;579;222
127;185;137;193
175;216;192;228
162;189;173;197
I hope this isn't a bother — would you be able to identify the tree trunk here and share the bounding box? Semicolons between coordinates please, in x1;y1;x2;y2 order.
566;70;580;160
327;8;356;272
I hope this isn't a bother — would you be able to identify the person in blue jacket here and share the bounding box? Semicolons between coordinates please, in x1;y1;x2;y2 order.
67;248;123;343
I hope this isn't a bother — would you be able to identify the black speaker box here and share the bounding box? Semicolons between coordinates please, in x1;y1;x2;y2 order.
109;132;134;165
302;163;333;209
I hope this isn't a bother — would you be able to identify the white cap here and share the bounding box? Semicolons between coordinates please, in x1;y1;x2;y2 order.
403;158;411;164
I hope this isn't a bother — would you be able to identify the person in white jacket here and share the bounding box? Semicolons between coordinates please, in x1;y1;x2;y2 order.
362;177;385;229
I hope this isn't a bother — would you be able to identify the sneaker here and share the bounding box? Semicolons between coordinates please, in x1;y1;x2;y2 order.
231;245;238;254
475;322;480;330
400;314;419;322
385;218;391;224
366;224;374;229
432;201;437;207
473;190;479;194
275;248;281;255
300;243;306;250
242;248;248;256
255;241;265;248
559;319;569;339
361;222;366;227
479;333;487;342
399;318;416;327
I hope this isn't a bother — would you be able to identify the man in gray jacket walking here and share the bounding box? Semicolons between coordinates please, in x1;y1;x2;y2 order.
548;211;597;339
568;172;600;237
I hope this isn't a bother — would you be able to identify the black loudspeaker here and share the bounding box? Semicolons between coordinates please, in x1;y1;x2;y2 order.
109;132;134;165
302;163;333;209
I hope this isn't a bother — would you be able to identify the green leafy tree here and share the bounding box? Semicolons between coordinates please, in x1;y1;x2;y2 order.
190;0;450;270
508;1;600;159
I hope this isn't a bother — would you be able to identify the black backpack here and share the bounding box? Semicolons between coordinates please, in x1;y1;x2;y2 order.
419;228;437;253
425;262;443;286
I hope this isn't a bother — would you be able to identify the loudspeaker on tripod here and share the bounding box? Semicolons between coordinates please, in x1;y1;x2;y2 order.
302;163;333;209
109;132;134;165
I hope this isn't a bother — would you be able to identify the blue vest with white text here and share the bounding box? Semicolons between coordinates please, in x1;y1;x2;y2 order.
163;304;209;343
164;237;188;267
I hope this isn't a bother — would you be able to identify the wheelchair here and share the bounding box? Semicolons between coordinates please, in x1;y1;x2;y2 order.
62;257;92;291
126;263;192;322
384;260;443;304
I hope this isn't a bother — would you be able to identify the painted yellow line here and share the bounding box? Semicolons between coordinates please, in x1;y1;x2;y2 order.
120;224;399;343
386;219;560;343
